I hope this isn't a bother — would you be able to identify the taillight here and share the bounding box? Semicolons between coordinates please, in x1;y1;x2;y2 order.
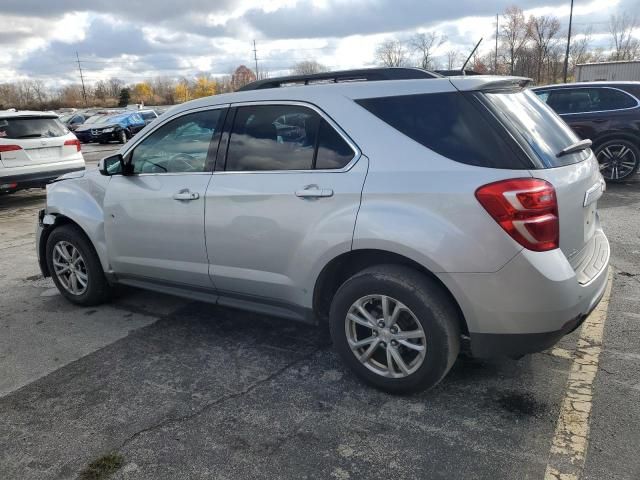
0;145;22;153
64;139;81;152
475;178;559;252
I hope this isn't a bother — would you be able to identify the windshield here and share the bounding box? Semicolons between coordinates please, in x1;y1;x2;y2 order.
483;89;589;168
0;117;68;139
58;113;74;123
85;114;109;124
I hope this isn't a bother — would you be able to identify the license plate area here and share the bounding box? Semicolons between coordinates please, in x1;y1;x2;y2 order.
26;147;60;160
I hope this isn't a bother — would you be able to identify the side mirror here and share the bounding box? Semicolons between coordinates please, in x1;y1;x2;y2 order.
98;154;124;176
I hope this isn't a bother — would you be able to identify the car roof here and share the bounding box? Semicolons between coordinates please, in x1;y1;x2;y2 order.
0;110;58;119
532;81;640;90
162;75;530;119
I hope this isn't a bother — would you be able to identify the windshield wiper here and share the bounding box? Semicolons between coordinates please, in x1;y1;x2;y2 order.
557;139;592;158
14;134;44;139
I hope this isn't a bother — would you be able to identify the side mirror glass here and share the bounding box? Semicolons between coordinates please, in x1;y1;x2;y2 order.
98;154;124;176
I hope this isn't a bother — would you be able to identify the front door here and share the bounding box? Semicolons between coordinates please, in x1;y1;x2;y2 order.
205;102;367;310
104;106;227;288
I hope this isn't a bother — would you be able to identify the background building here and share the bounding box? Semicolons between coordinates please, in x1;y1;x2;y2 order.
575;61;640;82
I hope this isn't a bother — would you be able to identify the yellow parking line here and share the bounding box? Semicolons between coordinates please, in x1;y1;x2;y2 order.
544;268;613;480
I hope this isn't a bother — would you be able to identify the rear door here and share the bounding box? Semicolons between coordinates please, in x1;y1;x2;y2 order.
483;89;604;259
204;102;367;308
0;116;70;167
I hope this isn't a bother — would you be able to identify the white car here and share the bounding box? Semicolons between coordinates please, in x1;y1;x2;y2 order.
0;110;85;194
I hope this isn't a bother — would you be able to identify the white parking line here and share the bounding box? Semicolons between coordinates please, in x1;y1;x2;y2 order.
544;268;613;480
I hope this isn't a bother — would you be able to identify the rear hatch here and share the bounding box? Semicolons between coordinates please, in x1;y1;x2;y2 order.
0;116;70;167
478;85;604;261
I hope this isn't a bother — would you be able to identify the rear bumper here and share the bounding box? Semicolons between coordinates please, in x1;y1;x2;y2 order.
438;228;610;357
1;164;85;192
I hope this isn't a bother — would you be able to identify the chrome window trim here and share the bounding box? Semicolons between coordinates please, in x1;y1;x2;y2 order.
534;86;640;116
117;103;230;177
215;100;362;175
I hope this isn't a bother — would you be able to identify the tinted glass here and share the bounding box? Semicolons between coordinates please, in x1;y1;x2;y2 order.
484;89;588;167
141;111;157;120
589;88;637;110
131;109;222;174
226;105;319;171
315;120;355;169
546;87;637;114
0;117;68;139
357;92;527;169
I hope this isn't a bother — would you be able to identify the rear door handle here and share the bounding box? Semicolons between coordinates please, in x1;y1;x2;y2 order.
173;190;200;201
295;185;334;198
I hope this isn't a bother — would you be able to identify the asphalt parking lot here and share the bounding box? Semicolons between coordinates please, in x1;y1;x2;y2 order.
1;143;639;480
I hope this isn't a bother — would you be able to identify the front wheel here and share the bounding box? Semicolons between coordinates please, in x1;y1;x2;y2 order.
118;130;128;144
595;139;639;182
329;265;460;394
46;224;111;306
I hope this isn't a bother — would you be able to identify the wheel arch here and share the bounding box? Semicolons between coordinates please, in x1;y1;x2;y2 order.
592;131;640;149
312;248;469;336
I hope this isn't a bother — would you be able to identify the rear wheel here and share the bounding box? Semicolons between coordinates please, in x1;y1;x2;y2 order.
596;139;639;182
329;265;460;394
46;224;111;306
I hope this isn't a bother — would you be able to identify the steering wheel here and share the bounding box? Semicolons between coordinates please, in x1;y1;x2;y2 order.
167;153;198;172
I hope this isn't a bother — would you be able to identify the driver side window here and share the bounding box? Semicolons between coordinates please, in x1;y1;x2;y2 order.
130;109;222;174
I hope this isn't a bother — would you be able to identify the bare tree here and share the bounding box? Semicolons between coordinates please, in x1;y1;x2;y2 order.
375;39;409;67
569;27;593;72
107;78;125;98
530;15;561;83
291;60;329;75
446;49;460;70
410;32;446;70
500;6;531;75
609;13;640;61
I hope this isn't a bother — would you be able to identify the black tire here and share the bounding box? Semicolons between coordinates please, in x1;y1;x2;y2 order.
329;264;460;394
46;224;111;306
118;130;128;144
595;139;640;182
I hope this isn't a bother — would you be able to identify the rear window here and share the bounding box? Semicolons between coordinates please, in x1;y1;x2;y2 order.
484;89;589;167
356;92;530;169
0;117;68;139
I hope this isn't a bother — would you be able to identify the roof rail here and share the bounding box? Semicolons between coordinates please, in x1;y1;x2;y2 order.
236;67;442;91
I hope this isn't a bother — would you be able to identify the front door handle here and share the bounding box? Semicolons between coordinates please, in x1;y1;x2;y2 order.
173;190;200;201
295;185;334;198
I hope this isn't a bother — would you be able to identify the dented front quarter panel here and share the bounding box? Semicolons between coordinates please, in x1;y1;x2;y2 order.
45;169;111;272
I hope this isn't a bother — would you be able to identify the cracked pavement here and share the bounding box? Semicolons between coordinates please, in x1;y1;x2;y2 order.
1;150;638;479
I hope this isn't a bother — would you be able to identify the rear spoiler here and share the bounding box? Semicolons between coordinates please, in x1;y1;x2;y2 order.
449;76;533;93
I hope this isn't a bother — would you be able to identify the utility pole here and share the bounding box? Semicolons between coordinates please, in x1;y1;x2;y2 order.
495;13;499;73
562;0;574;83
75;52;88;107
253;40;259;79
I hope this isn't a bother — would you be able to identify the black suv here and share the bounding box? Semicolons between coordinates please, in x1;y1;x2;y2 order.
533;82;640;182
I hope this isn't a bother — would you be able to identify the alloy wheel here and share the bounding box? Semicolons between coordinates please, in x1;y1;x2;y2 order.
345;294;427;378
52;241;89;296
597;144;638;181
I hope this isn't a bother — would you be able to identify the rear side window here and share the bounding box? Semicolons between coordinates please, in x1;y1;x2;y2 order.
356;93;528;169
543;87;637;114
0;117;68;139
225;104;356;172
315;119;354;169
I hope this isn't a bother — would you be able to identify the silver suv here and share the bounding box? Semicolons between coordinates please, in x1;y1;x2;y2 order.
36;68;610;393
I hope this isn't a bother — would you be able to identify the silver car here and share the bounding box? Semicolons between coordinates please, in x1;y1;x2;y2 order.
36;69;610;393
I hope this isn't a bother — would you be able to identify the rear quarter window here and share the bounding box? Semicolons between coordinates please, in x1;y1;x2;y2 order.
356;92;531;169
0;117;68;139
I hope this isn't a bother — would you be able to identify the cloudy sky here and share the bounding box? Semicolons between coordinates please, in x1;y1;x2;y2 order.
0;0;638;87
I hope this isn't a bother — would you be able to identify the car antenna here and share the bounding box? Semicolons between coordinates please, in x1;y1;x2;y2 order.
461;37;483;75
